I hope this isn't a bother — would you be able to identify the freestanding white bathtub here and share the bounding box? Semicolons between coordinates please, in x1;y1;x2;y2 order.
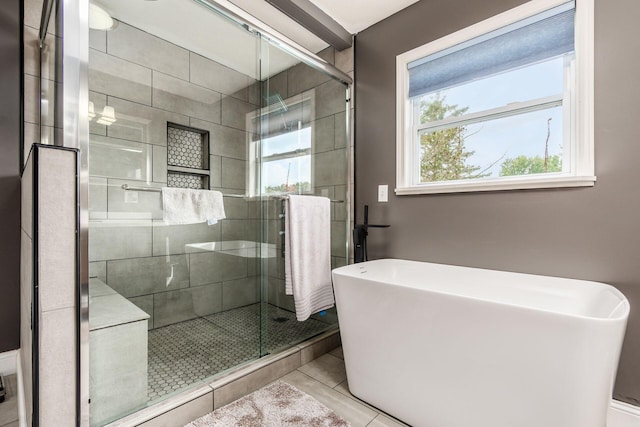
332;259;629;427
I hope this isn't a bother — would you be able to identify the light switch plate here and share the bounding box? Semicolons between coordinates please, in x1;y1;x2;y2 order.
378;184;388;202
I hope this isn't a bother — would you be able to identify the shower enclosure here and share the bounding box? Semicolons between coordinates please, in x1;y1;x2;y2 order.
80;0;350;425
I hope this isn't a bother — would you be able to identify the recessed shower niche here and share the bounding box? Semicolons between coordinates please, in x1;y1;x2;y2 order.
167;123;210;190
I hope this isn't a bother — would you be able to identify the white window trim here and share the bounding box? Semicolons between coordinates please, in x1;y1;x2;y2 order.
395;0;595;195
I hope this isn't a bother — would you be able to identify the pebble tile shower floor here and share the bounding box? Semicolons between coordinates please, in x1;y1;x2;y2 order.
147;303;332;401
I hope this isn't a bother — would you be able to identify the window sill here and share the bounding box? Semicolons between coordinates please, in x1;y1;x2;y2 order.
395;175;597;195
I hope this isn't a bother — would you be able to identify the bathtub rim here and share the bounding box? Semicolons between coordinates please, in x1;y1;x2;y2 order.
332;258;630;323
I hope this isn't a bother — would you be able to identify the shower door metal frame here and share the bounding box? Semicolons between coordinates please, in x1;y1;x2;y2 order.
58;0;90;424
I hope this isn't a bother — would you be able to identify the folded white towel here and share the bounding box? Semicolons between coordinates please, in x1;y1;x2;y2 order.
162;187;226;225
284;195;334;321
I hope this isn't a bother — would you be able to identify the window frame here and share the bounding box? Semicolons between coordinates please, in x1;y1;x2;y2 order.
395;0;595;195
246;91;316;198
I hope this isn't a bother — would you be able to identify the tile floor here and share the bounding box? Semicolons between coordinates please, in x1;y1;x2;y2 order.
276;347;410;427
148;303;333;401
0;374;18;427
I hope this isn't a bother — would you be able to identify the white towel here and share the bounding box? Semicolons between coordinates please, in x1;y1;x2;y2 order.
161;187;226;225
284;195;334;321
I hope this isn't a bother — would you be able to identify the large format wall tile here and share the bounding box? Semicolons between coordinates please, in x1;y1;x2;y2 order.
23;26;40;77
265;71;288;101
221;96;256;131
21;155;33;238
264;219;281;247
90;319;148;426
107;179;163;220
314;150;347;187
39;308;76;425
222;197;249;220
129;295;154;329
331;221;347;258
152;71;221;123
333;185;347;221
24;74;41;126
222;276;259;311
189;251;247;286
191;118;247;160
287;63;331;98
106;97;189;146
221;219;259;242
89;261;107;282
90;176;108;220
221;157;246;190
152;221;221;256
106;254;189;298
89;135;152;181
89;220;152;261
107;22;189;81
19;232;33;427
309;81;347;121
89;49;152;106
267;277;295;312
34;32;60;82
153;284;222;328
334;111;348;149
209;155;222;188
90;28;106;52
152;146;167;183
189;52;253;101
312;115;335;154
38;149;77;312
89;91;108;136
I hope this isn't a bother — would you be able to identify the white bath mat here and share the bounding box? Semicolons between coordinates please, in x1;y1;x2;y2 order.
185;380;350;427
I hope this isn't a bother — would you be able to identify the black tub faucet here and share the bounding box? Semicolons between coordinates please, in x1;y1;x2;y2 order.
353;205;390;263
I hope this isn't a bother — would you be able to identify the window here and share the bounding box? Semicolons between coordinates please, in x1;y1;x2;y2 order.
247;93;314;197
260;126;312;194
396;0;594;195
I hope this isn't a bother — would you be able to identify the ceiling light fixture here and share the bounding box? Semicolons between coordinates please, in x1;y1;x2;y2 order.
89;3;115;31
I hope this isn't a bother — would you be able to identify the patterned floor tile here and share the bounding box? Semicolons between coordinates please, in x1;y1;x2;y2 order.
147;303;334;402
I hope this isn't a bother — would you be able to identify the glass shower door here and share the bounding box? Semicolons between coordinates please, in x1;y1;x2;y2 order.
86;0;350;424
257;39;349;356
86;1;264;424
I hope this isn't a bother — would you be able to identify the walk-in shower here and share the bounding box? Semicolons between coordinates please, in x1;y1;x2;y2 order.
78;0;351;424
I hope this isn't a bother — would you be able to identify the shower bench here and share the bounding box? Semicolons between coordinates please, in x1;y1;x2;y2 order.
89;278;149;426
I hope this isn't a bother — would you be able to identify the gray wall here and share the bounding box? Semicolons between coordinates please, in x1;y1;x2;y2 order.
0;0;22;353
355;0;640;405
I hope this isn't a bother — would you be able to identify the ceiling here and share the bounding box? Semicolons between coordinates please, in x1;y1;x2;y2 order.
306;0;422;34
228;0;422;46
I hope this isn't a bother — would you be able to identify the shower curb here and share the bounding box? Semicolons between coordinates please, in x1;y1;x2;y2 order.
105;328;340;427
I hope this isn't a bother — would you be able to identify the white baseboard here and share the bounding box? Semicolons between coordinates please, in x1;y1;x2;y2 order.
609;400;640;427
0;349;17;375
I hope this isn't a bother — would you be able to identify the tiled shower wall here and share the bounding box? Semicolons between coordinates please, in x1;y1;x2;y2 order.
86;20;353;330
87;20;263;329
